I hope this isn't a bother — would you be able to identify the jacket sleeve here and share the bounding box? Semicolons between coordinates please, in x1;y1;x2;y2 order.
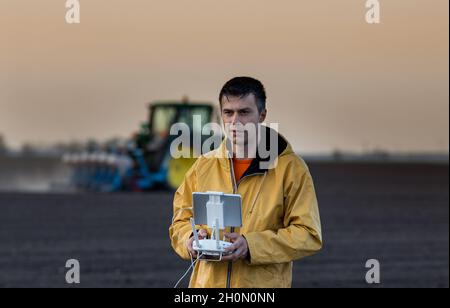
243;160;323;265
168;159;199;260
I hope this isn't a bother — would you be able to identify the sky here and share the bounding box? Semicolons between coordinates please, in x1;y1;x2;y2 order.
0;0;448;154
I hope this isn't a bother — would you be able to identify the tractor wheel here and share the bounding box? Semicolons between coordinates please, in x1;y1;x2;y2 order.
167;155;197;190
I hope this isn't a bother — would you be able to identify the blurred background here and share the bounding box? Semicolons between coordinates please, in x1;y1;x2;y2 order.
0;0;448;287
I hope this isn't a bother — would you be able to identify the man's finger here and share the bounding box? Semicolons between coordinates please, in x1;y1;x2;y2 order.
224;242;245;255
221;254;235;262
225;239;245;253
224;232;239;239
198;229;207;239
188;247;197;258
224;237;245;253
235;246;244;255
237;244;248;259
224;232;239;240
187;237;198;257
190;247;198;257
224;244;237;254
234;247;245;259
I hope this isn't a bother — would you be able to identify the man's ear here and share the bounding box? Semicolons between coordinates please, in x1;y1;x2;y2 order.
259;109;267;123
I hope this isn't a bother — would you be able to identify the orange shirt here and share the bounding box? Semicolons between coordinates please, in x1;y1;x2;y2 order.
233;158;253;183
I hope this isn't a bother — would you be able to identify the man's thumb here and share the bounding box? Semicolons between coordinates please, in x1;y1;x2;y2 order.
224;232;238;239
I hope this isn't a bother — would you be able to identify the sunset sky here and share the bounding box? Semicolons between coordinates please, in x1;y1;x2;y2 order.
0;0;448;153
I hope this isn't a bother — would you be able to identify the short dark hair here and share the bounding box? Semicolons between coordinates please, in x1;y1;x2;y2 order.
219;77;266;113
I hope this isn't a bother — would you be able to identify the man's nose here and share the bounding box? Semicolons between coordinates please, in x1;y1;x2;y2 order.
230;113;239;125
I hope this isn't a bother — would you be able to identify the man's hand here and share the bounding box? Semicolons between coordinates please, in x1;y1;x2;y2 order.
221;232;248;262
186;229;207;258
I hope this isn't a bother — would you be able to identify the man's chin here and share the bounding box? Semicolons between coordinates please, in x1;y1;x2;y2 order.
232;138;247;145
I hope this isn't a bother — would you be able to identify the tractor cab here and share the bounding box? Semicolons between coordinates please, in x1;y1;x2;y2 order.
132;101;222;189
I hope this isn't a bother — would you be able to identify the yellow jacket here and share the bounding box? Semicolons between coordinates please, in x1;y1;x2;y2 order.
169;127;322;288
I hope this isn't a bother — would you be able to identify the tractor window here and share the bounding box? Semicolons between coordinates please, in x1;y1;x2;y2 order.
151;107;177;137
181;107;212;133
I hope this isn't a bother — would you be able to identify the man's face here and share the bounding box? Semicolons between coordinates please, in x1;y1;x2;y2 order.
220;94;266;150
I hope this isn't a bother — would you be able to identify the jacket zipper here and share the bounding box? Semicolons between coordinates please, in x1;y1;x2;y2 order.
226;158;265;288
226;157;237;288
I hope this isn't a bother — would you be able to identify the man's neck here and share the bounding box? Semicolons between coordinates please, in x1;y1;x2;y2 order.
227;134;259;160
232;146;255;160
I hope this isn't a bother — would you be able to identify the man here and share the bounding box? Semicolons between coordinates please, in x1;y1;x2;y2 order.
169;77;322;288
